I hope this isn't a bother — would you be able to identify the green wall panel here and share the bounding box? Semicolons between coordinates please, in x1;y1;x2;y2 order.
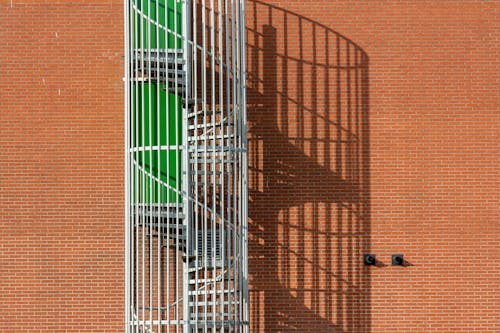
132;0;184;204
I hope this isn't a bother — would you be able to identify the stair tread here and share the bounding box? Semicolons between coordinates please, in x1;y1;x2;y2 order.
188;122;226;130
188;134;235;141
189;300;239;306
187;320;241;327
188;289;235;295
185;170;231;175
189;159;236;163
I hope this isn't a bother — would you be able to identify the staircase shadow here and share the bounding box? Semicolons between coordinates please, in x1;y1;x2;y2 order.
246;1;371;332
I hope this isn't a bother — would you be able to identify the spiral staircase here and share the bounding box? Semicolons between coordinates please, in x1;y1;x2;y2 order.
125;1;248;332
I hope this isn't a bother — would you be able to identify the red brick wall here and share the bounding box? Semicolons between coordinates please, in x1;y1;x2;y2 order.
1;1;498;332
0;1;124;332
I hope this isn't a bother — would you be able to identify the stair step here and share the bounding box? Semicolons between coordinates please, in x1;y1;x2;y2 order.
189;278;221;284
190;182;222;187
136;73;186;86
187;107;229;117
138;222;187;240
136;220;185;228
136;211;185;219
188;123;224;130
187;134;235;141
143;68;186;77
185;170;231;176
188;289;235;296
190;314;235;319
188;320;239;328
133;203;183;209
133;48;184;64
189;158;236;163
189;149;234;155
187;264;225;272
187;110;215;118
189;301;239;307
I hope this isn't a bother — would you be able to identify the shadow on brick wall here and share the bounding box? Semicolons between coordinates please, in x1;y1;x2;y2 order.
246;1;371;332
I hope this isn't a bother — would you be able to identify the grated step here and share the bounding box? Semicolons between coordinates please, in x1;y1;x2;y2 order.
135;211;185;219
137;222;187;239
187;320;240;328
187;264;225;272
189;149;234;155
133;48;184;64
189;278;221;284
189;301;239;307
188;289;235;296
190;182;222;187
188;123;224;130
185;170;231;176
187;110;215;118
190;314;235;320
189;158;236;164
187;134;235;141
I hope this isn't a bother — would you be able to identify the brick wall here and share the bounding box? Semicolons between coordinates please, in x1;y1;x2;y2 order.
0;1;124;332
1;1;498;332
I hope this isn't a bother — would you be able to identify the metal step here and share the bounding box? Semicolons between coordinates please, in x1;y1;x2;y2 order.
187;109;215;118
187;262;226;272
137;221;187;241
187;107;228;117
133;204;184;219
133;48;184;64
190;314;236;320
139;66;186;77
131;73;186;83
189;149;234;155
189;277;221;284
132;47;187;86
187;134;235;142
188;123;224;130
189;300;239;307
190;182;222;187
187;265;211;272
188;289;235;296
189;158;236;164
135;211;185;219
185;170;231;176
133;203;183;208
187;320;241;328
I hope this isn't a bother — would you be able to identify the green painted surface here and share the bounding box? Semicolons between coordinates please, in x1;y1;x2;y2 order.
134;0;183;49
132;0;183;204
132;85;182;203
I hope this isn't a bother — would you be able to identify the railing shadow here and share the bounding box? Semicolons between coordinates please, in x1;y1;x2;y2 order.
246;1;371;332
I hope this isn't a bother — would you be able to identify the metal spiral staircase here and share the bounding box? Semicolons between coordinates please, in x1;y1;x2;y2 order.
124;1;247;332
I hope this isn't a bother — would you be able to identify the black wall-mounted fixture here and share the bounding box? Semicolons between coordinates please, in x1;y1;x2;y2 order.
363;254;376;266
392;254;404;266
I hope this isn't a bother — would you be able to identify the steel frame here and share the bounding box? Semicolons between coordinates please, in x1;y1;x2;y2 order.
124;1;248;332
